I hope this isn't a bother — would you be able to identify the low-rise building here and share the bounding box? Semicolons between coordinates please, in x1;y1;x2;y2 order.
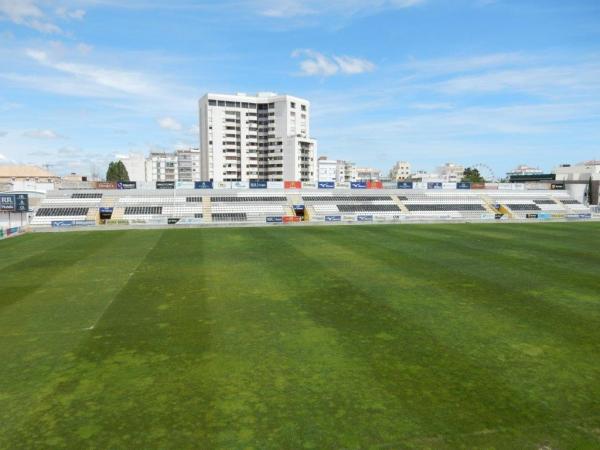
0;164;60;193
356;167;381;181
389;161;411;181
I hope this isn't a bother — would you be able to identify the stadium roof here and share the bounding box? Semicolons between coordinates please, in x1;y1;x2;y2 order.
0;164;58;178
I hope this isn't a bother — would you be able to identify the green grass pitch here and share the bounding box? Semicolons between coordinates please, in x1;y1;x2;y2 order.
1;222;599;448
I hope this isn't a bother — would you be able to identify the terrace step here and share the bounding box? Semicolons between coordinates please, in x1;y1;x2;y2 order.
202;196;212;223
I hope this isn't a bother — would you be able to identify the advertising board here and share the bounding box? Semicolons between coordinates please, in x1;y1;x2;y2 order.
397;181;413;189
176;181;194;189
194;181;213;189
456;182;471;190
357;215;373;222
318;181;335;189
51;220;75;228
177;217;205;225
266;216;283;223
366;181;383;189
325;215;341;222
351;181;367;189
427;182;443;190
96;181;117;189
75;221;96;227
284;181;302;189
267;181;284;189
117;181;137;189
156;181;175;189
250;180;268;189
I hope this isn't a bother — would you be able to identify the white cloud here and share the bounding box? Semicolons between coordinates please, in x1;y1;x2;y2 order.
158;117;183;131
0;131;7;137
410;103;453;111
293;50;375;76
0;0;62;33
22;129;63;139
55;7;86;20
0;152;5;160
257;0;424;18
76;43;93;55
25;48;164;97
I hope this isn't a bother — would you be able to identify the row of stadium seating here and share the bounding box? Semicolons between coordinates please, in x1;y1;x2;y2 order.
30;188;592;226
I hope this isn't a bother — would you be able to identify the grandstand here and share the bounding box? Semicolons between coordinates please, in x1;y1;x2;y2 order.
27;185;594;228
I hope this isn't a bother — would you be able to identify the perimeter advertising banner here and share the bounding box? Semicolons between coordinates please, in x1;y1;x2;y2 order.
194;181;213;189
267;181;284;189
117;181;137;189
318;181;335;189
366;181;383;189
566;213;592;220
427;182;443;190
51;220;76;228
284;181;302;189
456;182;471;189
526;213;539;219
177;217;205;225
471;183;486;189
357;215;373;222
156;181;175;189
551;183;566;190
266;216;283;223
283;216;301;223
325;215;341;222
176;181;194;189
96;182;117;189
442;183;456;190
351;181;367;189
250;180;268;189
231;181;249;189
397;181;413;189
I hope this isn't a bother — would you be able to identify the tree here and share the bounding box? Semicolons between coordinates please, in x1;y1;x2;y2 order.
105;161;129;182
462;167;484;183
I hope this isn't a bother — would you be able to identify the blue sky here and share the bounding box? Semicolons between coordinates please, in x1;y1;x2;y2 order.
0;0;599;177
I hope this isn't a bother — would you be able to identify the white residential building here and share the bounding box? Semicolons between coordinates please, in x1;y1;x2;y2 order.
118;153;146;182
356;167;381;181
389;161;411;181
145;152;178;182
437;163;465;182
507;164;543;177
198;92;317;182
318;157;338;182
176;148;201;182
339;160;357;182
318;157;358;182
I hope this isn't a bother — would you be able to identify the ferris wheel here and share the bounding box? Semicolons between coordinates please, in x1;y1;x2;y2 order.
472;163;497;182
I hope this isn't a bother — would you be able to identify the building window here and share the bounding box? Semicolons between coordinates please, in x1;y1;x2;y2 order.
301;104;306;111
218;100;225;106
208;99;216;106
290;102;296;108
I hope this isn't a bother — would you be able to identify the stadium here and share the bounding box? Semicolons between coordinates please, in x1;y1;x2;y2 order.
2;0;600;446
1;180;600;448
